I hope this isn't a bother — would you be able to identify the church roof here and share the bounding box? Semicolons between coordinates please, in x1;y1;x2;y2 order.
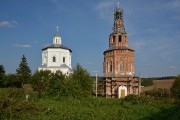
42;44;72;52
103;46;134;54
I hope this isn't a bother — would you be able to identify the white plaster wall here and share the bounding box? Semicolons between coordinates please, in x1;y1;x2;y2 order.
44;48;71;68
42;50;48;66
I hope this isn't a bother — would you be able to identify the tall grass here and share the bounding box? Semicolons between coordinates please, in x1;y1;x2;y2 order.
0;88;179;120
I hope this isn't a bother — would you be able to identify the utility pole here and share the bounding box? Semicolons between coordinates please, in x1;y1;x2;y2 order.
92;71;98;97
139;72;141;97
96;72;98;97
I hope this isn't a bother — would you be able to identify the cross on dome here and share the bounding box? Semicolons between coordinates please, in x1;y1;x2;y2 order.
117;0;120;8
56;26;59;33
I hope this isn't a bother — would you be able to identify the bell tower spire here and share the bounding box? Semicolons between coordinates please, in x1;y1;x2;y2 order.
109;0;128;48
113;0;126;33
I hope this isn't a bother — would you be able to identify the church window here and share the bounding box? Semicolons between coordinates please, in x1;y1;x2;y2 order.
119;35;122;42
120;64;123;71
110;64;112;72
53;56;56;62
113;36;116;43
116;61;118;70
63;57;65;63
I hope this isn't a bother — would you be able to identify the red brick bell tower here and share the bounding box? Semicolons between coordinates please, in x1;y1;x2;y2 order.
103;1;140;98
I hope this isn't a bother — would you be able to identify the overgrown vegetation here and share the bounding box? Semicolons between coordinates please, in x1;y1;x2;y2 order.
31;64;93;98
171;75;180;98
145;88;171;98
141;78;154;87
0;88;180;120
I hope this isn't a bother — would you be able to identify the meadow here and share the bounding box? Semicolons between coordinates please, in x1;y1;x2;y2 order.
0;88;180;120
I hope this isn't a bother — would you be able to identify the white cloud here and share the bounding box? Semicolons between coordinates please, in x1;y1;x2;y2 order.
0;21;18;27
12;44;32;48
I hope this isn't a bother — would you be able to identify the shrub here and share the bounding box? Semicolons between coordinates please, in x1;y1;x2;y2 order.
124;94;140;104
171;75;180;98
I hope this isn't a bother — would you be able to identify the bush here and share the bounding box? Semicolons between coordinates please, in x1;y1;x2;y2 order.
31;64;93;98
124;94;140;104
141;78;154;87
171;75;180;98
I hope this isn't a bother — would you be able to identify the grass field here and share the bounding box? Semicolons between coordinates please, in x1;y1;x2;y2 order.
0;88;180;120
142;79;175;92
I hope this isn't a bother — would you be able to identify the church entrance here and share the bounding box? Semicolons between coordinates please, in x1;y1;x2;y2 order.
118;85;127;99
121;89;125;98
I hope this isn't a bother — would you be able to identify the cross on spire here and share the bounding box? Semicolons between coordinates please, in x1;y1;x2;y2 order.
117;0;120;8
56;26;59;33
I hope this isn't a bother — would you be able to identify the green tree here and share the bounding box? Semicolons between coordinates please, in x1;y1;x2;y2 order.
16;55;31;85
0;65;5;74
31;70;52;90
141;78;154;87
31;64;93;98
4;74;21;88
32;70;67;97
70;64;93;97
0;65;5;87
171;75;180;98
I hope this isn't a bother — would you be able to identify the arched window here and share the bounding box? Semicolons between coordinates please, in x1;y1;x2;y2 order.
53;56;56;62
110;64;112;72
113;36;116;43
63;57;65;63
120;64;123;71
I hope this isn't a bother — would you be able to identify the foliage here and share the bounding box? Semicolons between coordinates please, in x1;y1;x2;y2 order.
124;94;140;103
22;84;33;95
69;64;93;97
0;88;180;120
0;64;5;87
3;74;21;88
16;55;31;85
0;64;5;74
145;88;171;98
31;70;52;90
171;75;180;98
31;64;93;98
0;88;45;119
141;78;154;87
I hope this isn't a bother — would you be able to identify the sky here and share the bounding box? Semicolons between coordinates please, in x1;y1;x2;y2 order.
0;0;180;77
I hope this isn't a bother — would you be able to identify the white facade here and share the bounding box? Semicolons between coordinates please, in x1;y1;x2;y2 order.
38;29;72;75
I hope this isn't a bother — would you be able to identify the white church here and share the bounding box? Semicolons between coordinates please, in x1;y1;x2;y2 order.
38;27;73;75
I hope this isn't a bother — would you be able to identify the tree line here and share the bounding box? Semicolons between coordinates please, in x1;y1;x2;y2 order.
0;55;93;98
